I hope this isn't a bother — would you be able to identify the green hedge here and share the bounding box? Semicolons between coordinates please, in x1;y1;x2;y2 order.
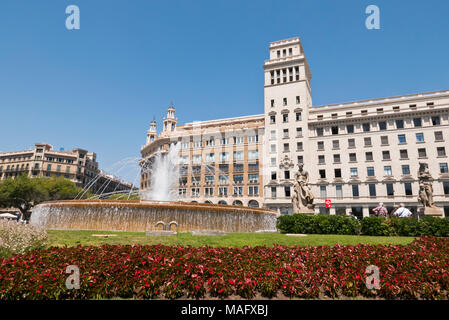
277;214;449;237
276;214;361;235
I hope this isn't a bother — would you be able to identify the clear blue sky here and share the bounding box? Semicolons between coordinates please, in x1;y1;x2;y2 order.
1;0;449;183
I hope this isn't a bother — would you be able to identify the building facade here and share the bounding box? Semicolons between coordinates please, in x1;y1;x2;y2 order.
0;143;132;195
140;37;449;217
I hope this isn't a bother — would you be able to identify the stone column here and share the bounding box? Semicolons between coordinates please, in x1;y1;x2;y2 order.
362;206;370;218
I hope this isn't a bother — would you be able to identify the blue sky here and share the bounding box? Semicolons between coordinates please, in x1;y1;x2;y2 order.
1;0;449;183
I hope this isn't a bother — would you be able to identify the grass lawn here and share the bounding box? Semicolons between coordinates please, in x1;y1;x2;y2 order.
46;230;415;248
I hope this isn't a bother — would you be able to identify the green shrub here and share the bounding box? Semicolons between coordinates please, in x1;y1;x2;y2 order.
277;214;449;237
419;217;449;237
277;214;360;235
361;217;394;236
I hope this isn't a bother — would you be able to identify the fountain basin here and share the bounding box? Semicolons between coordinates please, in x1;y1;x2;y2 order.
30;200;279;233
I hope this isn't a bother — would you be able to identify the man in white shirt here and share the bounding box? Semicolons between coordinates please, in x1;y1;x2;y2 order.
394;204;412;218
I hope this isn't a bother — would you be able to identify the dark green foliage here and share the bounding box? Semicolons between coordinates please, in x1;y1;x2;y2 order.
278;214;449;237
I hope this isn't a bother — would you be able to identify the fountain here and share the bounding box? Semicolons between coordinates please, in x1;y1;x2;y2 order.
30;143;278;233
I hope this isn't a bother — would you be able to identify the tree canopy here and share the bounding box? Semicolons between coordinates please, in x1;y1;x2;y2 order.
0;175;87;216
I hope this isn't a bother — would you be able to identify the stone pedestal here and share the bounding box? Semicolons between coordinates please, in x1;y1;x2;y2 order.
298;208;315;215
419;206;444;217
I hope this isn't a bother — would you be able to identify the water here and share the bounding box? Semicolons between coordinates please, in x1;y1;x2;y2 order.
141;143;180;201
30;200;278;232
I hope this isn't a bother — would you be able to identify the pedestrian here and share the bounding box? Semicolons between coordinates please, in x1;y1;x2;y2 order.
395;203;412;218
372;202;387;217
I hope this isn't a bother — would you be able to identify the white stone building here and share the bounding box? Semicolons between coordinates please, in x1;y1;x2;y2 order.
141;37;449;218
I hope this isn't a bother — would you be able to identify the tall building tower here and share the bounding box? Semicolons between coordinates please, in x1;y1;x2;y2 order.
162;103;177;134
262;37;313;214
146;119;157;144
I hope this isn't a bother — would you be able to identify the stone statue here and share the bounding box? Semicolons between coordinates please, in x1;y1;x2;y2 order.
417;162;443;217
292;163;315;214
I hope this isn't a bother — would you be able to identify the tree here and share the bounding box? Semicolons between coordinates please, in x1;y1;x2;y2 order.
0;175;87;220
0;175;48;218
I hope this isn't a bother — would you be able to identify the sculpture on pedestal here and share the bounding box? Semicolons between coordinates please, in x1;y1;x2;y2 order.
417;162;443;217
292;163;315;214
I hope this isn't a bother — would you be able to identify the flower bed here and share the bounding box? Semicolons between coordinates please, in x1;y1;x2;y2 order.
0;237;448;300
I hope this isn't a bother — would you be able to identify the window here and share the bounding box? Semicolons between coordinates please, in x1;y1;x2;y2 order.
334;168;342;178
379;121;387;130
366;152;373;161
233;151;244;161
270;115;276;124
219;187;228;196
364;137;372;146
416;133;424;143
220;152;229;162
233;174;244;183
47;164;51;170
283;114;288;123
320;186;327;198
398;135;406;144
206;153;215;162
432;116;441;126
402;165;410;175
331;126;339;135
283;98;287;106
296;127;302;137
396;119;404;129
440;163;449;173
381;136;389;145
369;184;376;197
270;157;276;166
346;124;354;133
367;167;375;177
248;150;258;160
248;135;258;143
220;138;229;145
270;130;276;140
316;128;324;136
295;66;299;80
438;147;446;157
296;96;300;104
418;148;427;158
271;187;277;198
249;186;259;196
283;129;289;138
284;170;290;179
384;166;392;176
400;150;408;159
317;141;324;150
435;131;444;141
362;123;370;132
297;155;303;163
386;183;394;196
443;182;449;195
349;153;357;162
219;175;229;184
271;171;277;180
319;169;326;179
413;118;422;127
350;168;358;177
382;151;391;160
336;185;343;198
271;144;276;153
289;48;293;55
233;136;244;144
192;155;201;164
348;138;356;148
333;154;341;163
318;155;325;164
296;112;302;121
404;183;413;196
270;99;275;107
352;185;359;197
283;143;289;152
297;142;303;151
332;140;339;149
282;186;290;197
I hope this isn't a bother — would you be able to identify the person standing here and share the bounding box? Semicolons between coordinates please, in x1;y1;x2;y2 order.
372;202;387;217
395;203;412;218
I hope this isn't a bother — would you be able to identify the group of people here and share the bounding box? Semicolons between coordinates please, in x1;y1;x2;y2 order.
372;203;413;218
